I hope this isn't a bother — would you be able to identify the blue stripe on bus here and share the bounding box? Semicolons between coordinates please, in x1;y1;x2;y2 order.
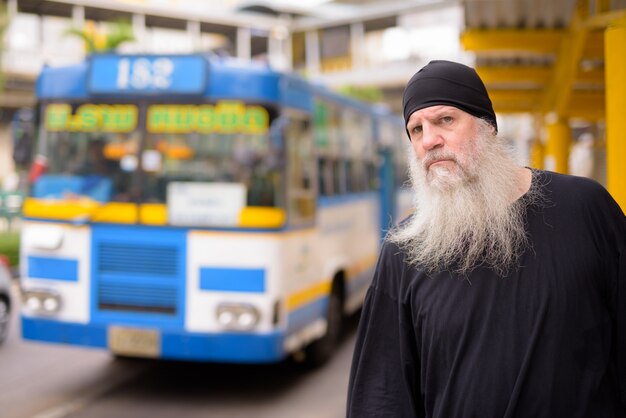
199;267;266;293
22;317;285;363
161;331;283;363
22;316;107;348
27;256;78;281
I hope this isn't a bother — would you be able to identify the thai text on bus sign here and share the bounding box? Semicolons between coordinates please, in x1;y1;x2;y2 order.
45;104;138;132
147;102;269;134
44;101;269;134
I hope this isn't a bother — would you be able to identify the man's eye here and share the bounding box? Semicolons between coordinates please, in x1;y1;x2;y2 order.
412;125;423;134
441;116;453;124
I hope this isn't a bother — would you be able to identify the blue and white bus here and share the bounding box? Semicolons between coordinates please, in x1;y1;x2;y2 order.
18;53;409;365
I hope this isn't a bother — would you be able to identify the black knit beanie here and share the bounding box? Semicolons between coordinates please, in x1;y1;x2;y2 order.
402;60;497;137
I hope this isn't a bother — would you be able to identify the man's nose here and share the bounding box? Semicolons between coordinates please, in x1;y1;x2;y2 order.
421;123;444;151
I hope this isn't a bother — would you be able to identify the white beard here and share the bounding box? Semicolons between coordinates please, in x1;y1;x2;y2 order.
389;119;541;276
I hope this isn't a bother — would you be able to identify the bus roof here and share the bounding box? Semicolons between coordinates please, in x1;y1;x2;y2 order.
35;53;404;125
35;53;313;112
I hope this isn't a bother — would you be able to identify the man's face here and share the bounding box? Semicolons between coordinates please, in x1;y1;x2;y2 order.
405;105;481;187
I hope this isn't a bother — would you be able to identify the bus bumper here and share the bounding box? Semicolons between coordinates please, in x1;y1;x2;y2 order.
21;316;286;363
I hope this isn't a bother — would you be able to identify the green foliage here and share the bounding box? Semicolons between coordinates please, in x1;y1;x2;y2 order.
64;19;135;53
0;232;19;267
103;19;135;51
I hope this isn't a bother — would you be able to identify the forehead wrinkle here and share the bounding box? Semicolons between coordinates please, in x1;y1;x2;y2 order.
407;105;459;126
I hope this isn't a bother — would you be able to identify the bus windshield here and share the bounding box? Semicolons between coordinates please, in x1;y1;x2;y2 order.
33;101;283;210
142;129;282;208
35;103;139;203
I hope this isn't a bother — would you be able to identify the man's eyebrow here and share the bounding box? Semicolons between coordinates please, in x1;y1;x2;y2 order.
407;118;422;128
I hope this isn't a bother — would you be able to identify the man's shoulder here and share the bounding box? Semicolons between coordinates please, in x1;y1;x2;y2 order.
536;169;608;201
369;233;417;300
380;233;406;262
537;169;601;188
536;170;625;224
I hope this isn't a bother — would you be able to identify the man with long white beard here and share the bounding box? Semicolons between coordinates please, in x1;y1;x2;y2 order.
346;60;626;417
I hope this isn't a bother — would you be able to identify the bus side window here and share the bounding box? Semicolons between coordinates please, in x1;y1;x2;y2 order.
317;158;330;197
285;115;316;224
349;159;367;193
332;159;343;196
344;160;353;193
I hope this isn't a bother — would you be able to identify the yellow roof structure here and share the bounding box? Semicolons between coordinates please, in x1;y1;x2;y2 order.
460;0;626;121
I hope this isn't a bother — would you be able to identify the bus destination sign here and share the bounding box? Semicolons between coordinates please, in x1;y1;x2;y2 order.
45;104;138;132
89;55;207;95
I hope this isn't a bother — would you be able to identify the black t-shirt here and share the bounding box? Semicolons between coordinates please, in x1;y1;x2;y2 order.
347;170;626;418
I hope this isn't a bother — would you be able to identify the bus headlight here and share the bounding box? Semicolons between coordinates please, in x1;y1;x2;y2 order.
22;290;62;315
216;303;260;331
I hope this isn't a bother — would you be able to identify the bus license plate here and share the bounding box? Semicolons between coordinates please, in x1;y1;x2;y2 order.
108;326;161;358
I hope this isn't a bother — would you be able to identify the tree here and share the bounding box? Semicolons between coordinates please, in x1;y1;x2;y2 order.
65;19;135;53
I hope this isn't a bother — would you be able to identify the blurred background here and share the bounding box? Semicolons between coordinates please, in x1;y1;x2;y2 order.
1;1;625;417
2;0;626;216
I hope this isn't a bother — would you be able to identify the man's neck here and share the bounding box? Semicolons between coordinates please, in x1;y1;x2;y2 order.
513;166;533;202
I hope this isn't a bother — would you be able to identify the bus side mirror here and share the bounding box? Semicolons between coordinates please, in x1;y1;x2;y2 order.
12;108;35;167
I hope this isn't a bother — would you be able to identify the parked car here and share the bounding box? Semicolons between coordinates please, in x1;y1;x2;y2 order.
0;255;12;345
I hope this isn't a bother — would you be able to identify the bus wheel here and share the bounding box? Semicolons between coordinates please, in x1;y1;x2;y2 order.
303;281;343;367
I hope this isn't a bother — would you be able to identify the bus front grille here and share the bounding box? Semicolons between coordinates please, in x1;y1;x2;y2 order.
95;242;181;316
98;282;177;314
99;244;179;276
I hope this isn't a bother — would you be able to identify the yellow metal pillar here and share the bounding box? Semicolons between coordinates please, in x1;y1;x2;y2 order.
530;140;545;169
545;118;571;174
604;19;626;211
530;114;544;169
